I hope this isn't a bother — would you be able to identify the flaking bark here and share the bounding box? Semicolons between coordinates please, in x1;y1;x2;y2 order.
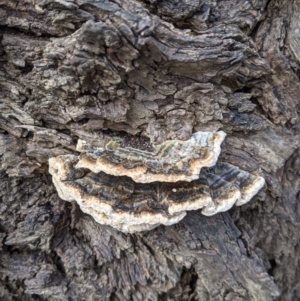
0;0;299;300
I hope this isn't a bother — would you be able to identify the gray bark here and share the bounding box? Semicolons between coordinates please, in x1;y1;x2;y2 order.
0;0;299;300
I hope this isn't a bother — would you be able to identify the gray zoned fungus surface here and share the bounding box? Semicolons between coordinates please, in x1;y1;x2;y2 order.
49;134;265;233
76;131;226;183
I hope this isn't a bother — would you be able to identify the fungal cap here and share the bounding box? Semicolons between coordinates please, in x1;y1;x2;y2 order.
49;153;265;233
76;131;226;183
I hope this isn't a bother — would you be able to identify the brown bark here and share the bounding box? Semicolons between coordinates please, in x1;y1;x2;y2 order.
0;0;299;300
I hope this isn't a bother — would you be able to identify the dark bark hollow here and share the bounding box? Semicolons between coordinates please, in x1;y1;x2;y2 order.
0;0;299;300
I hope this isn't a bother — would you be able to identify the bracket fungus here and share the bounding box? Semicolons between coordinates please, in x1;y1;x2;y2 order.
49;131;265;233
76;131;226;183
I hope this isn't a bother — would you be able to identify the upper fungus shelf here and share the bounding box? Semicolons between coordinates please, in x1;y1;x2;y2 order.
76;131;227;183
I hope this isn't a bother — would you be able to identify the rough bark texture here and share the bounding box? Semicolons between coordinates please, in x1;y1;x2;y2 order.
0;0;299;300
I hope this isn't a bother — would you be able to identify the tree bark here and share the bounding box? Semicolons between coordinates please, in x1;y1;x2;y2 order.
0;0;299;300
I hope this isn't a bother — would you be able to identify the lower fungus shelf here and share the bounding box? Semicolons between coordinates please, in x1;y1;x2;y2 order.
49;154;265;233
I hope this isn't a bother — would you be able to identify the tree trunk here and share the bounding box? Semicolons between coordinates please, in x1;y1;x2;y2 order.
0;0;299;300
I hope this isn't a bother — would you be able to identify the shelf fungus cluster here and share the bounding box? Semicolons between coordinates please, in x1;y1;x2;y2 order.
49;131;265;233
